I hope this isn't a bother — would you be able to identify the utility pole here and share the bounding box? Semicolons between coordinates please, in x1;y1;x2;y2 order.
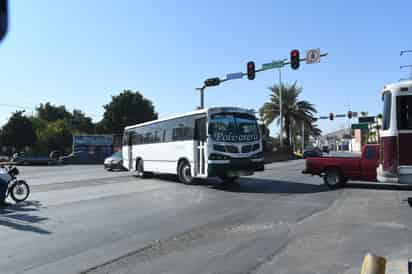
279;68;283;148
301;121;304;153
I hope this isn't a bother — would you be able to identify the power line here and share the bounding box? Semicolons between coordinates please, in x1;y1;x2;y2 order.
0;103;34;109
400;49;412;80
0;103;102;120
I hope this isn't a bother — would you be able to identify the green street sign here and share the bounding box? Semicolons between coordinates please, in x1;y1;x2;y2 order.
351;123;369;130
261;60;284;70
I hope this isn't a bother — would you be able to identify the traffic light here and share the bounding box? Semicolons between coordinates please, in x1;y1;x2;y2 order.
0;0;8;43
329;113;334;120
247;61;255;80
290;49;300;70
204;77;220;87
347;111;353;119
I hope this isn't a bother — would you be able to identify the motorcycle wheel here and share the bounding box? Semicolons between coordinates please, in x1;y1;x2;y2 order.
10;180;30;202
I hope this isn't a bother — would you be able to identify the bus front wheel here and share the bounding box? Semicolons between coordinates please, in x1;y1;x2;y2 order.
178;161;194;185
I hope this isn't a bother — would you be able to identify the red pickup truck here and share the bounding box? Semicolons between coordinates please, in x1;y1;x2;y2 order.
302;144;379;188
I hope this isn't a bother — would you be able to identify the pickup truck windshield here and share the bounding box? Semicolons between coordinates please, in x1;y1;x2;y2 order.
208;113;259;143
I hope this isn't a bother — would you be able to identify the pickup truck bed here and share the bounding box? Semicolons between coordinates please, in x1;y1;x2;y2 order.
303;145;379;188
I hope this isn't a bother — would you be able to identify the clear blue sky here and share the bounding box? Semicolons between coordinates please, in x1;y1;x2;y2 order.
0;0;411;135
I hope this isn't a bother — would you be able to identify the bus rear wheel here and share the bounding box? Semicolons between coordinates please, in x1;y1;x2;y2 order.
178;161;194;185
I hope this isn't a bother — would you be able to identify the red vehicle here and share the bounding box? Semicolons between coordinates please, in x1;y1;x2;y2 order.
302;144;379;188
377;80;412;184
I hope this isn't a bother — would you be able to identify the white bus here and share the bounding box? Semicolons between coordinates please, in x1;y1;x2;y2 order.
377;80;412;184
122;107;264;184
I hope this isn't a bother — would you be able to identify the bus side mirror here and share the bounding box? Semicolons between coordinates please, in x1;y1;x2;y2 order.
0;0;8;43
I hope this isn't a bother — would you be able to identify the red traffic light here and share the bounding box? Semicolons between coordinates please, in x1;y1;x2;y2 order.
247;61;255;80
347;111;353;119
329;113;334;120
290;49;300;70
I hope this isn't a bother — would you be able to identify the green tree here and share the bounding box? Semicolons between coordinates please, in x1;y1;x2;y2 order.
69;109;94;134
36;102;72;122
29;116;49;153
259;82;317;147
37;120;72;153
99;90;158;134
36;103;94;134
1;111;37;151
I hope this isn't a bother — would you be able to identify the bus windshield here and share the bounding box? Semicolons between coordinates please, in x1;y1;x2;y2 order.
397;95;412;130
209;113;259;142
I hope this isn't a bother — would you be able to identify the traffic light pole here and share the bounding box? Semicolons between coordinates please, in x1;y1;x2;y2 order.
197;51;328;111
196;86;206;109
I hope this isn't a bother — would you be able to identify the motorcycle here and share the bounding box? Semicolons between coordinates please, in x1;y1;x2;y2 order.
0;165;30;202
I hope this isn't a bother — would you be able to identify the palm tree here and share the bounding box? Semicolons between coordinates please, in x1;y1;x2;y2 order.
308;122;322;137
259;82;317;147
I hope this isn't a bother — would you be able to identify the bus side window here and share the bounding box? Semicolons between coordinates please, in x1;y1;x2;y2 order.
382;91;391;130
162;130;166;142
195;118;206;141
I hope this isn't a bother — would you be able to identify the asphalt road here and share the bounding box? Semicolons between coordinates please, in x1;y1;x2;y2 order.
1;162;412;274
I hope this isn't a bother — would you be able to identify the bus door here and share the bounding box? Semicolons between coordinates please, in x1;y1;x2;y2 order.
128;131;133;170
194;117;207;176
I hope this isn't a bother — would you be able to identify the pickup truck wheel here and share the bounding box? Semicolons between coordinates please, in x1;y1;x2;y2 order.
323;169;345;189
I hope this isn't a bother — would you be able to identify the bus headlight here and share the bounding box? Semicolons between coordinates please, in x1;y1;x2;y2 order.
213;144;226;152
209;153;230;160
252;143;260;151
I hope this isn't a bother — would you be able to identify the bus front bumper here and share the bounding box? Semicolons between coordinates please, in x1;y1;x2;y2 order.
208;158;264;177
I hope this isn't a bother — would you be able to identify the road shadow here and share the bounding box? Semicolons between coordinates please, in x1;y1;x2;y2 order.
0;200;51;235
345;182;412;191
141;171;333;194
147;173;330;194
207;177;331;194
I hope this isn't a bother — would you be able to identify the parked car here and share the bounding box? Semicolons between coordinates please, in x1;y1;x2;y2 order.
322;146;330;154
302;147;322;158
103;151;125;171
0;155;9;162
302;144;379;188
13;154;58;166
60;151;102;164
49;150;63;160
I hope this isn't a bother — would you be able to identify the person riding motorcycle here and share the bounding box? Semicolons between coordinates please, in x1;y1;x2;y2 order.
0;166;9;206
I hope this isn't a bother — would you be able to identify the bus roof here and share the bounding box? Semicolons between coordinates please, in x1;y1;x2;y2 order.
382;80;412;94
124;106;256;130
